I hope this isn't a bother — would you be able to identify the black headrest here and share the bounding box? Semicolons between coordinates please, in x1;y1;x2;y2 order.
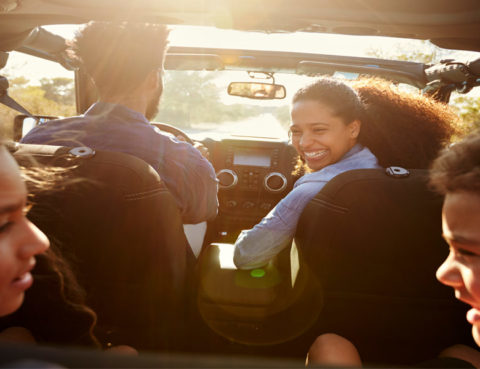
10;143;165;194
11;143;192;350
295;168;473;364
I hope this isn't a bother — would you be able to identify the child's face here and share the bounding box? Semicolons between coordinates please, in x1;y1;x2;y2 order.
290;100;360;172
0;147;50;316
436;191;480;346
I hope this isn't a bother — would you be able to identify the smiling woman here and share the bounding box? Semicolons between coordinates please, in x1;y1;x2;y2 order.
234;76;460;270
234;78;380;269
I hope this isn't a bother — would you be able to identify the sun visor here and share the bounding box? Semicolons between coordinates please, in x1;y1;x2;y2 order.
22;27;67;54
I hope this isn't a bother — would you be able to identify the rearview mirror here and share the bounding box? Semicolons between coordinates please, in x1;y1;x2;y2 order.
13;114;58;141
227;82;286;100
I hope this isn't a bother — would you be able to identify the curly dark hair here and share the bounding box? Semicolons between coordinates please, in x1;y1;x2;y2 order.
430;130;480;194
292;77;366;126
291;77;366;175
68;21;169;98
0;248;101;348
351;77;460;169
291;77;460;172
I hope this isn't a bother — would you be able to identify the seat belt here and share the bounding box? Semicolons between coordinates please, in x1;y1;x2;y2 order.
0;75;34;117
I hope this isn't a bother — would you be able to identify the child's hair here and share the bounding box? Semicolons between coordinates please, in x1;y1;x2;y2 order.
430;129;480;195
0;248;101;347
0;142;100;347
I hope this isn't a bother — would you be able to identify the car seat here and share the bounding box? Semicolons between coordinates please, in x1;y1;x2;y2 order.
10;143;195;351
294;167;474;365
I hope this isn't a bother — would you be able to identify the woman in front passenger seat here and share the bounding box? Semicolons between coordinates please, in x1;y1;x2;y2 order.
233;77;460;269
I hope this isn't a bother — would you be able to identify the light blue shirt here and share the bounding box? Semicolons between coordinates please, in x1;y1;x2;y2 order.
233;144;380;269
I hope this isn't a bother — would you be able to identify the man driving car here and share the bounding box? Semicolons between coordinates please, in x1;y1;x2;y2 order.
21;21;218;224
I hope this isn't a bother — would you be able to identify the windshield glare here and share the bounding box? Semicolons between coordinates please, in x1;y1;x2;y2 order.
157;70;321;140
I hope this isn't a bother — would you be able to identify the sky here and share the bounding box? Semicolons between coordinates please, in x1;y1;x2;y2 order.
5;24;480;83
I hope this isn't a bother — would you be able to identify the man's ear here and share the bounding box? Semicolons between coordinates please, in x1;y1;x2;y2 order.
349;119;361;139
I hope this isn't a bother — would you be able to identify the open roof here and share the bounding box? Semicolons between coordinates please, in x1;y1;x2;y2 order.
1;0;480;52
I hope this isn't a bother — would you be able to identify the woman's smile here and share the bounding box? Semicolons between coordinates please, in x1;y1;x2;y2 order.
302;149;328;164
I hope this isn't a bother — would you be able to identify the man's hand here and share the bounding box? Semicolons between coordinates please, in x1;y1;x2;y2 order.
177;135;210;159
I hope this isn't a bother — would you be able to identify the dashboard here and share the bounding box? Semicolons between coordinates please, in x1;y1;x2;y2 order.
204;137;298;233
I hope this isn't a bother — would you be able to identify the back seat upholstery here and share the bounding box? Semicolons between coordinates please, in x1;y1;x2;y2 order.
295;168;474;365
11;143;194;350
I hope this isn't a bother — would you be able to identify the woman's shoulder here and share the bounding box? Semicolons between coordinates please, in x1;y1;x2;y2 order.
343;144;380;169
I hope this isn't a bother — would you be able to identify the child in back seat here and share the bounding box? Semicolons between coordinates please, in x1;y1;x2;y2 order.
307;131;480;368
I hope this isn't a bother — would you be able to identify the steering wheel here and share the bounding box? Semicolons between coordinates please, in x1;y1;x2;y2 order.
152;122;195;145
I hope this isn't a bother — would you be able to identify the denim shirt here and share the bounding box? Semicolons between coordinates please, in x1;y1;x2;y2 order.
21;102;218;224
233;144;380;269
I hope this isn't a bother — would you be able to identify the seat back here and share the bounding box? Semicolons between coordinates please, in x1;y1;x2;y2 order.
11;143;194;350
295;168;473;365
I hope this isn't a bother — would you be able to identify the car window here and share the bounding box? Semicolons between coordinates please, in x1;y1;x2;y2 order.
157;70;313;140
0;51;75;138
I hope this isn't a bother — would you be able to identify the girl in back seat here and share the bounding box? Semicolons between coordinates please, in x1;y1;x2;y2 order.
0;143;135;354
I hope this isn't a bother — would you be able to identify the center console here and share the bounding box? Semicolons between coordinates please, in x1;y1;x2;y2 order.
210;138;297;232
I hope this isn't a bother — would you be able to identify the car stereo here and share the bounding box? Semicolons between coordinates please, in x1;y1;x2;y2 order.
215;139;293;193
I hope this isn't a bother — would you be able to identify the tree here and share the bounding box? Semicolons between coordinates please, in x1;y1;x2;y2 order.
39;77;75;106
367;42;480;134
452;95;480;132
156;72;222;128
0;76;76;139
156;71;290;130
367;40;443;64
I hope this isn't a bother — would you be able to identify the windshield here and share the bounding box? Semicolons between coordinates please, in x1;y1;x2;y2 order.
156;69;425;140
156;70;318;140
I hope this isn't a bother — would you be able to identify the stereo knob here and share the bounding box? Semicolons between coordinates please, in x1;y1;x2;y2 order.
264;172;287;193
216;169;238;189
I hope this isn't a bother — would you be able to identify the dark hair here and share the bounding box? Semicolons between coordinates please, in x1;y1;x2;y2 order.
430;130;480;195
69;21;169;97
352;77;460;169
0;248;101;348
291;77;460;171
0;144;100;347
292;77;365;125
291;78;366;175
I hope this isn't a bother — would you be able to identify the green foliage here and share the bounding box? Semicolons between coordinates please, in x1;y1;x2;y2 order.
39;77;75;106
367;40;442;64
451;95;480;132
368;42;480;135
0;76;76;139
156;71;220;127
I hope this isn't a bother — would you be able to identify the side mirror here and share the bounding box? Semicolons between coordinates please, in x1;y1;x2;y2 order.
227;82;286;100
13;114;58;141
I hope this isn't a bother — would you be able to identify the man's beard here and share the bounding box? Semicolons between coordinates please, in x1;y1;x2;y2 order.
145;85;162;121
